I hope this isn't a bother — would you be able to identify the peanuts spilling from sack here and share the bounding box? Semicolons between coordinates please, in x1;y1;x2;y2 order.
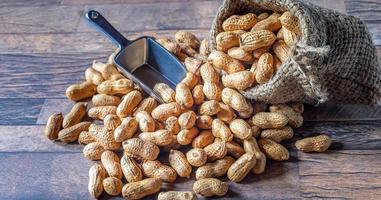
45;11;332;199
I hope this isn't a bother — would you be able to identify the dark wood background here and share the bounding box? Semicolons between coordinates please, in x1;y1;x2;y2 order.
0;0;380;199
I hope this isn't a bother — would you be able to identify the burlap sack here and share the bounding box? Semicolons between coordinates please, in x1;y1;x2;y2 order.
209;0;380;105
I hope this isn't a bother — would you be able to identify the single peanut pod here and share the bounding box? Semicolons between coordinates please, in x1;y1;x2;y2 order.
212;119;233;142
133;97;158;116
283;27;298;46
217;103;236;123
97;79;133;95
45;113;63;140
135;111;155;132
222;71;255;90
243;137;261;154
101;150;123;179
221;88;253;113
215;30;245;50
88;123;104;133
142;160;177;182
192;84;205;105
103;177;123;196
186;148;207;167
165;116;181;134
88;164;106;199
184;57;203;74
175;31;200;50
114;117;138;142
181;72;198;89
261;126;294;143
104;114;121;131
122;138;159;160
204;141;228;162
238;107;254;119
117;90;143;118
92;94;121;106
156;38;181;55
199;39;210;56
177;127;199;145
139;130;173;146
203;82;222;101
195;156;235;180
227;153;256;182
91;126;121;150
226;140;245;159
154;83;176;103
199;100;220;116
121;154;143;183
158;191;197;200
255;53;274;84
169;149;192;178
290;102;304;113
277;28;284;39
253;45;271;59
252;151;266;174
192;130;214;148
193;178;228;197
178;110;197;129
175;83;194;108
258;138;289;161
295;134;332;152
179;42;198;57
152;102;182;122
83;142;105;160
269;104;303;128
257;12;269;21
227;47;253;62
228;119;253;140
240;30;276;51
58;121;91;143
252;112;288;129
88;106;117;120
279;11;300;34
251;13;281;32
85;67;104;85
208;51;245;73
66;82;97;101
78;131;96;144
122;178;162;200
195;115;213;130
273;40;290;62
92;60;124;80
223;13;258;31
273;53;283;71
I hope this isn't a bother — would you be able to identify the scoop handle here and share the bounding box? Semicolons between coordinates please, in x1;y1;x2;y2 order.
85;10;130;48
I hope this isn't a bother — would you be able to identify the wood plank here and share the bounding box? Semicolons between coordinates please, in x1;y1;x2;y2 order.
309;0;347;13
298;150;381;199
0;98;44;125
303;104;381;121
0;0;61;7
61;0;218;5
0;6;82;34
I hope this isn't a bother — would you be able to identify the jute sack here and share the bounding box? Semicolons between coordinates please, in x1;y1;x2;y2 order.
209;0;380;105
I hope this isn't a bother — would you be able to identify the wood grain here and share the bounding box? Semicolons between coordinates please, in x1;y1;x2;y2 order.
61;0;217;5
303;104;381;121
0;98;44;125
0;0;61;7
299;150;381;199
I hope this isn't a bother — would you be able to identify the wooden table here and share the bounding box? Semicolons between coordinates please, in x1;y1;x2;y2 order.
0;0;380;199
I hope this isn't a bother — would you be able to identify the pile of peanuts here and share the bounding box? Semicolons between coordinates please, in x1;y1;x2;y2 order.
44;11;332;200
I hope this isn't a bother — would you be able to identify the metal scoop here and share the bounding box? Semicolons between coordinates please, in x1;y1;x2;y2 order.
85;10;187;103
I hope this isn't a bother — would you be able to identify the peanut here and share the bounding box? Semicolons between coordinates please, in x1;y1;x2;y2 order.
227;153;256;182
195;115;213;130
165;116;181;134
135;111;156;132
279;11;300;34
117;90;143;118
58;121;91;143
186;148;207;167
184;57;203;74
85;67;104;85
243;137;267;174
208;50;245;73
139;130;173;146
252;112;288;129
221;88;253;114
122;178;162;200
133;97;158;116
252;152;266;174
152;102;182;122
156;38;181;55
88;106;117;120
215;30;244;50
217;103;236;123
177;127;199;145
273;40;290;62
258;138;289;161
193;178;228;197
196;156;235;179
121;155;143;183
142;160;177;182
273;54;283;71
283;28;298;46
204;141;228;161
179;42;198;57
107;48;119;64
154;83;176;103
269;104;303;128
277;28;284;39
123;138;159;160
212;119;233;141
229;119;253;140
255;53;274;84
227;47;253;62
114;117;138;142
66;82;97;101
101;150;123;179
180;72;198;89
104;114;121;131
199;39;210;56
295;134;332;152
192;130;214;148
175;83;194;108
88;164;106;199
178;110;197;129
203;82;222;101
199;100;220;116
78;131;96;145
192;84;205;105
261;126;294;143
83;142;105;160
169;149;192;178
223;13;258;31
175;31;200;50
92;60;124;80
257;12;269;21
240;30;277;51
158;191;197;200
92;94;121;106
92;126;121;150
199;62;220;83
215;139;245;159
103;177;123;196
222;71;255;90
44;113;63;140
97;79;133;95
251;13;281;32
253;45;271;59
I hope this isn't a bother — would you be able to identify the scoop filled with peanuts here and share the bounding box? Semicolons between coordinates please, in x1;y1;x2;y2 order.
45;10;332;199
